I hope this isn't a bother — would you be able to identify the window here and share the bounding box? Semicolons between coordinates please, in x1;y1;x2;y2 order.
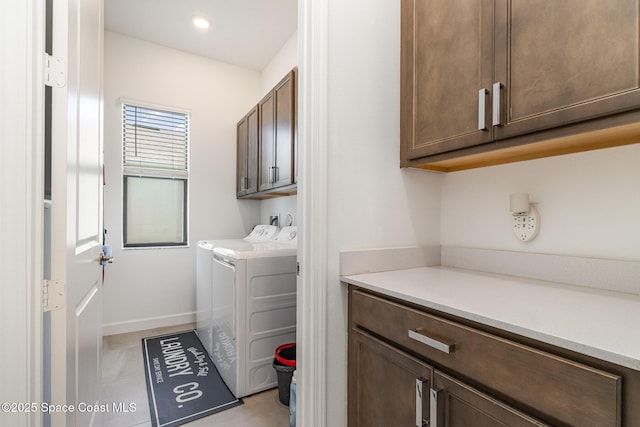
122;103;189;247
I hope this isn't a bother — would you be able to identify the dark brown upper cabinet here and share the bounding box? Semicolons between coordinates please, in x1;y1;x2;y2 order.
494;0;640;139
236;105;259;197
259;69;296;192
236;68;297;199
401;0;640;172
401;0;495;160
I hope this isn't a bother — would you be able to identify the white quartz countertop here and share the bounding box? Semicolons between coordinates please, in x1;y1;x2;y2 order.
342;266;640;371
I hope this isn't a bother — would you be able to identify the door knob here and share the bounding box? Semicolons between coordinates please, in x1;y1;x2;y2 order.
100;244;114;265
100;254;114;264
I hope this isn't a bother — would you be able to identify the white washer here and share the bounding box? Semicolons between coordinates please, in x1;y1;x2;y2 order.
210;228;297;398
196;225;281;360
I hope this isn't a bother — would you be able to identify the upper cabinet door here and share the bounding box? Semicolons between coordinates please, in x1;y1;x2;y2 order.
293;67;298;185
273;70;295;188
259;91;275;192
494;0;640;140
259;70;296;192
401;0;495;162
236;106;259;197
246;106;259;194
236;116;248;197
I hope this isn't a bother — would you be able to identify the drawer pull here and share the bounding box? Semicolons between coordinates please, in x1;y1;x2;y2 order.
408;329;455;354
416;377;428;427
492;82;503;126
478;88;489;130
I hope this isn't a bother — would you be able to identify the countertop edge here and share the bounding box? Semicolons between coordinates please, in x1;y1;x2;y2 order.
341;271;640;372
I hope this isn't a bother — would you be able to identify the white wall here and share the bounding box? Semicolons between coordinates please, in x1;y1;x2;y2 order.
261;30;298;94
324;1;442;425
261;196;298;226
102;31;262;333
441;144;640;261
259;31;299;226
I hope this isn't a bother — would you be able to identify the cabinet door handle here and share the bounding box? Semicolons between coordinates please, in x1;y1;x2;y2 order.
408;329;455;354
478;88;489;130
416;377;428;427
430;387;443;427
492;82;503;126
274;166;279;183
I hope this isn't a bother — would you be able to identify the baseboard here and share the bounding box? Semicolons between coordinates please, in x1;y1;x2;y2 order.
102;311;196;336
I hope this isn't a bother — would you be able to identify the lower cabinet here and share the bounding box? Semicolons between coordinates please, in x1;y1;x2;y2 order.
348;328;547;427
349;328;431;426
431;371;548;427
348;286;629;427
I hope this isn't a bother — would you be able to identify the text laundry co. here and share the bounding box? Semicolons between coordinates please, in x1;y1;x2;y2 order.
160;337;194;377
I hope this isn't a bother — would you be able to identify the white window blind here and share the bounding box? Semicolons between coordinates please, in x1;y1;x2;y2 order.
123;104;189;178
122;103;189;247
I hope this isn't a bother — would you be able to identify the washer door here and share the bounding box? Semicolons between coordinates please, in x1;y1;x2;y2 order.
211;256;238;397
196;243;214;356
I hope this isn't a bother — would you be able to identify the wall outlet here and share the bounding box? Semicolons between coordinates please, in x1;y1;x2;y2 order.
269;214;280;227
284;213;294;226
512;205;539;242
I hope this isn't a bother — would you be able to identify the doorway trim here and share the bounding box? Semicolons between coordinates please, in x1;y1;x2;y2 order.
0;0;45;426
297;0;329;425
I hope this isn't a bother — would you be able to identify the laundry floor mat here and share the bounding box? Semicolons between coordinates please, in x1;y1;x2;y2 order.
142;330;242;427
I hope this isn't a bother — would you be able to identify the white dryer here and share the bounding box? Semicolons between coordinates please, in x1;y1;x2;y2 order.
210;227;297;398
196;225;280;360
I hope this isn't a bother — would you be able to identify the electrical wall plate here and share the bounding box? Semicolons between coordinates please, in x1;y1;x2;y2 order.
512;205;539;242
284;213;294;226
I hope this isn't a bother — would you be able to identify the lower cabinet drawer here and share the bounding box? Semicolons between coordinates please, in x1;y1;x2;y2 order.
350;288;622;426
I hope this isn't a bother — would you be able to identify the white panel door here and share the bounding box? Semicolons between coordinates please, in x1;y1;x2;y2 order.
50;0;104;425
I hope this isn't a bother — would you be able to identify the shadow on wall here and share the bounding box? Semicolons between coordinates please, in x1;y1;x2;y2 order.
401;168;443;246
236;199;262;234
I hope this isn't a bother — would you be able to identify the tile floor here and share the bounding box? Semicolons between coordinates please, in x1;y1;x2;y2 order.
102;323;290;427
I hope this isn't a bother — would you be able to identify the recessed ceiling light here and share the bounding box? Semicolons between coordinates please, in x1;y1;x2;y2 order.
192;16;211;30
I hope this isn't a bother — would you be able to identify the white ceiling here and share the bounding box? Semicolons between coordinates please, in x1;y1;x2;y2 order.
104;0;298;71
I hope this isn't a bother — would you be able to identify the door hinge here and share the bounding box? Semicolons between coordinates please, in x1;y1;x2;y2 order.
44;53;66;88
43;280;66;312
